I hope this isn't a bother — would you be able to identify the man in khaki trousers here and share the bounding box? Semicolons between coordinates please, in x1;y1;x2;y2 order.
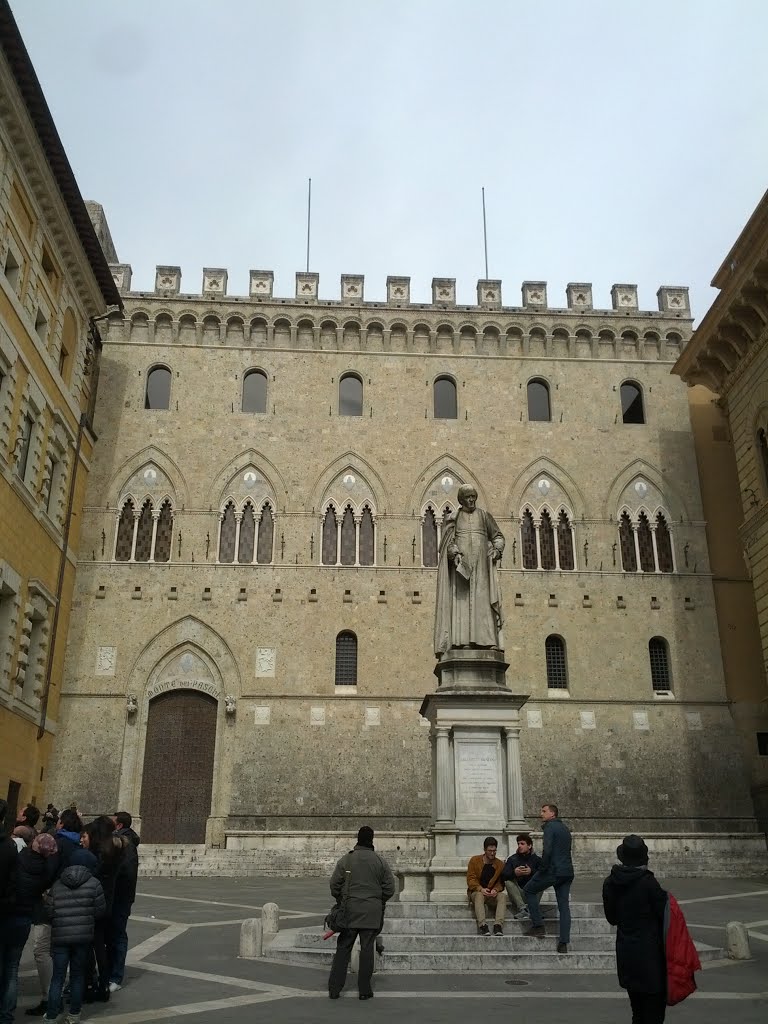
466;837;507;935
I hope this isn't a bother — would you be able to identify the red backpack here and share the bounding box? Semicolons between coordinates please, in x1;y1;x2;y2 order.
664;894;701;1005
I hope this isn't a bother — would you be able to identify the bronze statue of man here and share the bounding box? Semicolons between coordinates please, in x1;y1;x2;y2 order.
434;484;505;658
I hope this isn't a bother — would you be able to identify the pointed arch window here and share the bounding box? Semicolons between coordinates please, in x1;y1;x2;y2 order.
521;510;537;569
154;500;174;562
649;637;671;692
422;508;438;567
134;501;154;562
758;428;768;494
539;510;556;570
145;366;171;410
257;503;274;564
218;502;237;563
115;499;135;561
322;504;338;564
359;507;375;566
242;369;268;413
527;379;551;421
557;510;575;570
621;381;644;424
545;635;568;690
434;376;457;419
335;630;358;686
655;513;674;573
637;512;655;572
340;507;356;565
238;503;256;563
339;373;363;416
619;512;637;571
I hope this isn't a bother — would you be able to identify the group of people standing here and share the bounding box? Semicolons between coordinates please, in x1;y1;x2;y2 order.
0;799;140;1024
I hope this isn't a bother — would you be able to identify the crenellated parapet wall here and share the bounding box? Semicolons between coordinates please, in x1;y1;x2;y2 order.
106;266;692;361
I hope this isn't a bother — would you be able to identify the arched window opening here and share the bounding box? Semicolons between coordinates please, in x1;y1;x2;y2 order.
359;507;375;566
218;503;236;563
619;512;637;571
621;381;645;424
637;512;655;572
649;637;671;692
758;428;768;494
242;369;267;413
340;506;356;565
527;379;551;422
655;513;674;573
115;500;135;561
422;508;438;567
145;366;171;410
521;510;537;569
545;635;568;690
434;376;457;419
154;500;174;563
335;631;358;686
539;510;556;570
238;503;256;563
322;505;338;564
557;510;575;571
442;504;453;525
134;501;154;562
339;373;363;416
257;503;274;564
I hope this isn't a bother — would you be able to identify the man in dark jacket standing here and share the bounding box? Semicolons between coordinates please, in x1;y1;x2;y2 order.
0;798;21;1024
107;811;140;991
603;835;668;1024
523;803;574;952
327;826;396;1001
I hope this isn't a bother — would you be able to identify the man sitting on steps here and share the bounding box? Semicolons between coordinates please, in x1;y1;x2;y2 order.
466;837;507;936
500;833;542;919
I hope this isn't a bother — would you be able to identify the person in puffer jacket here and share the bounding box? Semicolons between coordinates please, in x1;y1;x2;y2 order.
43;848;106;1024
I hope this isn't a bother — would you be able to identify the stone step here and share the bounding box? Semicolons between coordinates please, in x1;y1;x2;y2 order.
386;901;603;918
298;932;618;952
366;918;611;936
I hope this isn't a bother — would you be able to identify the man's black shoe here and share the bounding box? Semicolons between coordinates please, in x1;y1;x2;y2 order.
478;923;490;935
524;925;546;939
557;942;568;953
25;1002;46;1017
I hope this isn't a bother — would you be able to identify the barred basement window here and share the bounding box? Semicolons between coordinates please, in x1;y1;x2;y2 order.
649;637;671;692
335;630;358;686
545;635;568;689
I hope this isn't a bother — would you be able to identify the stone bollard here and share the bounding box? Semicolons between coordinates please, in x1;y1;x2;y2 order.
239;918;262;958
262;901;280;951
725;921;751;960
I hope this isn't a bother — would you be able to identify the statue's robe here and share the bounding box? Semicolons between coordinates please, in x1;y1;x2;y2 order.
433;507;504;658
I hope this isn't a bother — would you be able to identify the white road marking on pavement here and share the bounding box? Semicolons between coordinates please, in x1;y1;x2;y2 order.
744;919;768;928
678;890;768;905
98;992;290;1024
127;924;188;963
134;892;318;918
131;915;179;926
748;931;768;942
134;959;305;994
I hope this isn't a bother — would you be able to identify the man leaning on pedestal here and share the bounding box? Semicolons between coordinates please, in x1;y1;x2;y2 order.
466;837;507;935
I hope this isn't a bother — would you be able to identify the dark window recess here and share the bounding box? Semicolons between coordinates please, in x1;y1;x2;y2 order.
656;513;674;573
422;508;438;566
322;505;337;564
340;507;356;564
257;503;274;564
359;507;375;565
649;637;671;691
134;501;154;562
637;512;655;572
621;382;644;424
238;504;256;562
434;376;457;419
557;510;575;570
335;630;358;685
539;510;556;569
545;635;568;689
521;510;537;569
758;429;768;492
219;503;236;563
619;512;637;571
757;732;768;756
339;374;363;416
115;499;135;561
154;500;174;562
527;379;551;421
242;369;267;413
145;366;171;410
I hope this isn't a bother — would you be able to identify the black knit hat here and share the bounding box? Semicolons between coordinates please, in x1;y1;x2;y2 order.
617;834;649;866
357;825;374;846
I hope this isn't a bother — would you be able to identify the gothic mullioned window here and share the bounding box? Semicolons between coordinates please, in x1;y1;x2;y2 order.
218;500;274;564
335;630;358;686
619;509;675;573
114;497;174;562
520;507;575;571
545;635;568;690
322;502;376;566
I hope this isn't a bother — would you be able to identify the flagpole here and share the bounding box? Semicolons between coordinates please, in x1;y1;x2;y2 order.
306;177;312;273
481;186;489;279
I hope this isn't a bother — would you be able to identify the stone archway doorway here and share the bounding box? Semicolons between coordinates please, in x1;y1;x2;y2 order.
139;689;218;843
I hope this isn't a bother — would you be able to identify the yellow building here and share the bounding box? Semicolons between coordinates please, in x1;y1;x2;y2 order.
0;0;121;820
674;190;768;829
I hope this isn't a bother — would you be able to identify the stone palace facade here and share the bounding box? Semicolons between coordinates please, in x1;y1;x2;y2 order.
47;262;766;870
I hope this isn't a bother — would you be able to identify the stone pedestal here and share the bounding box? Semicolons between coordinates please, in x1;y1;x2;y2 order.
418;649;530;902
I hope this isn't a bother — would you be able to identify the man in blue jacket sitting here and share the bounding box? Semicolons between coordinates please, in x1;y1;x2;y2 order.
522;803;574;954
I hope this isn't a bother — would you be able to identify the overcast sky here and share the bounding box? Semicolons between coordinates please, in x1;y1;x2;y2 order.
11;0;768;322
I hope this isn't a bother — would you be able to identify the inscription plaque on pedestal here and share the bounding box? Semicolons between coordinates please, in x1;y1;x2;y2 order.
455;740;503;821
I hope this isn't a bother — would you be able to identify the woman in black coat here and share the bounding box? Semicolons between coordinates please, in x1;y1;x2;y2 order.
602;835;668;1024
82;817;125;1001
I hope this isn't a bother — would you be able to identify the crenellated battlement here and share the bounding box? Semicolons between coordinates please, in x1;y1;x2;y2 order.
109;264;690;318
